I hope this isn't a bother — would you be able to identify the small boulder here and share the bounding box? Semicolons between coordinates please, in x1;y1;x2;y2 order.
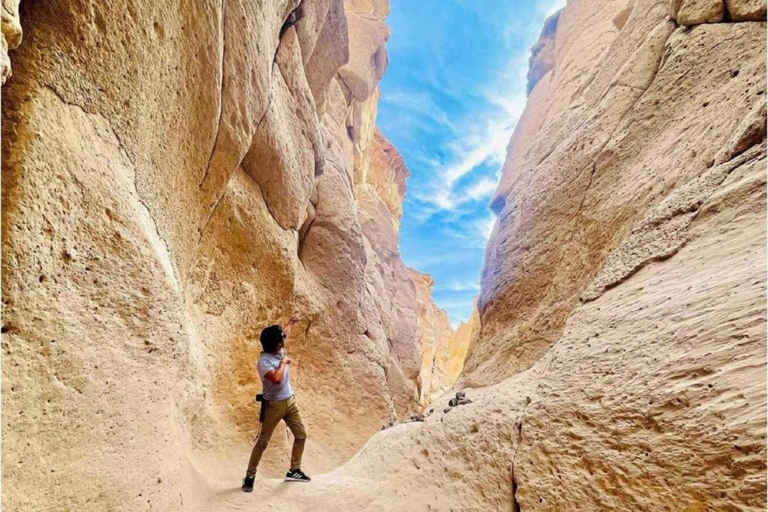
725;0;767;21
672;0;725;25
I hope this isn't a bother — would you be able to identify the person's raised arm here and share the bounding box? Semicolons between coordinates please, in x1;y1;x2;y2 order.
282;317;299;337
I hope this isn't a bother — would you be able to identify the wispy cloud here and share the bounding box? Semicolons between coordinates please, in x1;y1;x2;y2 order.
437;212;498;252
380;0;568;325
477;213;497;241
411;0;566;219
466;177;499;202
544;0;567;17
435;279;481;292
381;90;458;132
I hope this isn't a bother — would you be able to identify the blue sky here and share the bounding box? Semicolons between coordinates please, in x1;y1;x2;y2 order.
378;0;566;326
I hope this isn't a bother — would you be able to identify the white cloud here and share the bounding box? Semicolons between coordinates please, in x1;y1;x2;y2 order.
412;1;566;219
544;0;568;17
435;279;481;293
403;247;476;271
381;89;457;132
465;177;499;202
436;298;476;310
477;213;497;242
438;212;498;252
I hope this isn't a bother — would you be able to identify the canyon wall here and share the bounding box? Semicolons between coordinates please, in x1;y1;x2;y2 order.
201;0;766;510
463;0;767;386
3;0;764;510
409;269;474;404
430;299;477;401
1;0;458;510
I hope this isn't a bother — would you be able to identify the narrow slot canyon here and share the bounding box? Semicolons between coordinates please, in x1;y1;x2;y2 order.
1;0;766;511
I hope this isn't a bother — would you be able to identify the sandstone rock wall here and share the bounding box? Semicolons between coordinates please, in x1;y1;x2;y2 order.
1;0;454;510
464;0;766;387
3;0;764;509
429;301;477;402
408;269;469;404
199;0;766;510
526;10;561;95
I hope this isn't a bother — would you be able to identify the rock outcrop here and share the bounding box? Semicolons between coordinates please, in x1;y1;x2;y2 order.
1;0;454;510
526;10;561;95
0;0;21;83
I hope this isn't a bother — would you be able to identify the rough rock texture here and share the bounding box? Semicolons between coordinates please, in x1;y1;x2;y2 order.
467;0;765;386
408;270;468;404
1;0;454;510
526;10;561;95
201;0;766;510
725;0;768;20
672;0;726;25
208;146;766;511
3;0;765;510
358;129;410;231
430;302;477;401
1;0;21;83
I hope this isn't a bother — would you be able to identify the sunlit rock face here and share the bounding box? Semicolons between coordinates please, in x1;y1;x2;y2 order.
205;1;765;510
408;269;471;405
428;303;476;402
3;0;765;510
466;0;766;388
460;0;766;507
1;0;455;509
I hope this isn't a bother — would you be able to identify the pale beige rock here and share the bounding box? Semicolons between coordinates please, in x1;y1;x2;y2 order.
471;0;765;386
1;0;454;510
358;129;410;229
527;10;561;94
613;0;636;29
347;0;391;16
242;27;319;230
4;0;764;510
204;1;766;509
338;9;390;101
304;0;349;111
725;0;767;20
673;0;725;25
408;270;455;404
430;303;477;401
0;0;21;83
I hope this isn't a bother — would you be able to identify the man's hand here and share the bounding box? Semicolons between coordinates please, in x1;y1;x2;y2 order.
283;317;300;337
266;357;291;384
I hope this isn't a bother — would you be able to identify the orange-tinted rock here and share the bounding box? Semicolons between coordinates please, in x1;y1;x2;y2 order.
430;303;477;400
408;270;456;404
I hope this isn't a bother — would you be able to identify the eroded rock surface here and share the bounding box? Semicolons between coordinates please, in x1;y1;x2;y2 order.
204;0;766;510
408;270;470;404
430;302;477;401
1;0;455;510
526;10;561;94
3;0;765;510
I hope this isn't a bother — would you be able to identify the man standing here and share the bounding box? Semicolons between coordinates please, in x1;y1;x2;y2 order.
242;319;310;492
